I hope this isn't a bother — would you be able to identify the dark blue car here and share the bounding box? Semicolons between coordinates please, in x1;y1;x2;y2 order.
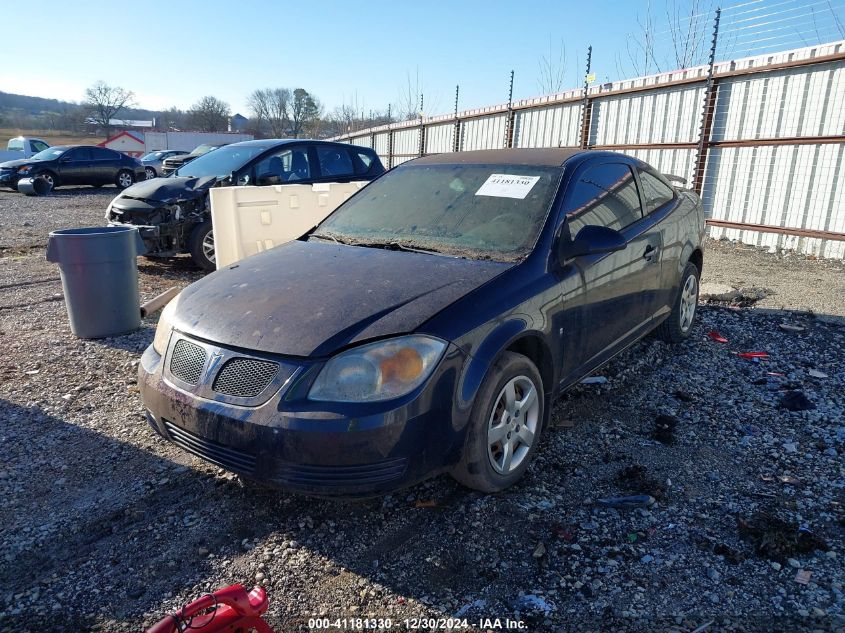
139;148;705;496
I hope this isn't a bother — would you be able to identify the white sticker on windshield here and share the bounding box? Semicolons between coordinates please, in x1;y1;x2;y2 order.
475;174;540;199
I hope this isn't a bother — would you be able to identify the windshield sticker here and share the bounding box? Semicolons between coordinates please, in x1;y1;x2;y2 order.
475;174;540;199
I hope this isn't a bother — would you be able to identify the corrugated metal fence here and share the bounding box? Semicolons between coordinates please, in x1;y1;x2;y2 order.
336;39;845;259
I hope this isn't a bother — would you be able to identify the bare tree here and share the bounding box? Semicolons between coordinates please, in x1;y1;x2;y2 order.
289;88;321;138
188;96;230;132
84;81;135;138
666;0;713;69
247;88;291;138
537;36;567;94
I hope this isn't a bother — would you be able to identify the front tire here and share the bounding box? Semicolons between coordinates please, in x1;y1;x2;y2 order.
145;167;156;181
116;169;135;189
36;171;57;190
189;221;216;271
656;261;700;343
451;352;544;493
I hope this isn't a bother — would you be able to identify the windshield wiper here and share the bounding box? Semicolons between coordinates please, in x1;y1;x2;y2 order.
354;240;456;257
310;233;353;245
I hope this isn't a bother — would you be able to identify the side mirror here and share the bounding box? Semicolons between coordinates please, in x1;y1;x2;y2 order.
559;225;627;264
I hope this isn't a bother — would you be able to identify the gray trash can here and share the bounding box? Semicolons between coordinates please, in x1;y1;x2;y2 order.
46;226;147;339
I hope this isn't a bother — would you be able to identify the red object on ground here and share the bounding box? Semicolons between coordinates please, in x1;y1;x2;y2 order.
708;331;729;343
146;584;273;633
737;352;769;359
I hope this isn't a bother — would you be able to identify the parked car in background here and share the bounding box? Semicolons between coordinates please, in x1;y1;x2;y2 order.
0;145;144;191
0;136;51;166
139;148;705;496
160;143;228;176
141;149;189;180
106;139;384;270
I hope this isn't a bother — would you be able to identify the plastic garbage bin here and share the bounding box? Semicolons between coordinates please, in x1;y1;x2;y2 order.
46;226;147;339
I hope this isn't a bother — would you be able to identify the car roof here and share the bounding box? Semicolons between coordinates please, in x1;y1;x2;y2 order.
226;139;374;150
411;148;592;167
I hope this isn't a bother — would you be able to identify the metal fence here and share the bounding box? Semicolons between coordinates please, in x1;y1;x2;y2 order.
335;1;845;259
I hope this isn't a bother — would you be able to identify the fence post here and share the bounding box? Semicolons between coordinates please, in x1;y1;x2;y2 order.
419;94;426;157
693;7;721;194
453;85;461;153
388;126;394;169
579;45;593;149
505;70;515;148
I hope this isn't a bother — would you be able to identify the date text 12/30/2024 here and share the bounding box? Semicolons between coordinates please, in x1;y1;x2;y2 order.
308;617;528;630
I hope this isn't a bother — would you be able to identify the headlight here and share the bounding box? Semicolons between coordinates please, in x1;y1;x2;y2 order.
17;166;32;174
152;295;180;356
308;335;446;402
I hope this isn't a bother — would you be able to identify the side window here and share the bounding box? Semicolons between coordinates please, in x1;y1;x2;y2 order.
254;147;311;183
353;150;374;175
317;146;354;178
64;148;91;161
90;147;118;161
638;169;675;214
30;140;49;153
565;163;642;237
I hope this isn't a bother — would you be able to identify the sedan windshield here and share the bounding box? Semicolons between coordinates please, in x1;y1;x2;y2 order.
313;163;562;261
142;151;166;161
31;148;66;161
175;146;263;178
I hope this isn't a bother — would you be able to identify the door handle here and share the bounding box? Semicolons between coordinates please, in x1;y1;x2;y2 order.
643;245;658;262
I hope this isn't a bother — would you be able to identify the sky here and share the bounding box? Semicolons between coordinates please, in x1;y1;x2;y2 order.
1;0;835;120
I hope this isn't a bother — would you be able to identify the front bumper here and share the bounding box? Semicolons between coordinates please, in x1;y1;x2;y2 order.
0;171;19;187
139;333;470;496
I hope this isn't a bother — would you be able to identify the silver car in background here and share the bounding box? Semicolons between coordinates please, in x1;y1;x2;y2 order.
141;150;189;180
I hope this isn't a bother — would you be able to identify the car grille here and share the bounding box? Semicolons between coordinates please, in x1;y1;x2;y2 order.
163;420;256;474
169;339;206;384
212;358;279;397
274;458;408;489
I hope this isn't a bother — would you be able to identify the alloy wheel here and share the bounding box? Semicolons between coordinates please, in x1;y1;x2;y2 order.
145;167;156;180
486;375;540;475
118;172;134;188
202;230;216;263
41;173;54;188
679;274;698;333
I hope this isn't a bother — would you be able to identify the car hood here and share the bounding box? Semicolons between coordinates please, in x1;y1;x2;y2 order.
0;159;34;169
114;175;217;205
172;240;511;357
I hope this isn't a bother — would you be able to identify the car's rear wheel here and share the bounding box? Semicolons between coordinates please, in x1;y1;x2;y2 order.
451;351;544;492
145;167;156;181
189;221;216;271
116;169;135;189
656;261;700;343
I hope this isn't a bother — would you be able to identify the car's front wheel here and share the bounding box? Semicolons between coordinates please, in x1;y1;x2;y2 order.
145;167;156;181
189;221;216;271
656;261;700;343
116;169;135;189
451;351;544;492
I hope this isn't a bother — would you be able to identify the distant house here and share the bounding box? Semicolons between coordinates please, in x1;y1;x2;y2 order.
229;113;248;132
100;130;146;157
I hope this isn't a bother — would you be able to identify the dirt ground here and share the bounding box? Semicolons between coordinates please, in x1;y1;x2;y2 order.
0;188;843;632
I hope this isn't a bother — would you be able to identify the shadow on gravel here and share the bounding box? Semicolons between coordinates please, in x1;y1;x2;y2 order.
0;399;480;630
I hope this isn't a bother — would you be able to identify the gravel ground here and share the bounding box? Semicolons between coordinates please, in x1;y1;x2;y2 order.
0;190;843;632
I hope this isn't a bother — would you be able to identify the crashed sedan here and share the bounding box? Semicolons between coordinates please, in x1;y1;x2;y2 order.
106;139;383;270
140;148;705;496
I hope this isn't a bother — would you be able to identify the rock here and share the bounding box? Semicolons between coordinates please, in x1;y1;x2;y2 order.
197;547;209;557
255;572;266;582
787;558;801;568
707;568;721;581
699;283;740;301
770;562;782;571
640;555;654;564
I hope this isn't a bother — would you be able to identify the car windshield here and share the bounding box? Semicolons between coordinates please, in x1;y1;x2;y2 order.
30;148;66;161
190;144;215;156
142;151;166;160
174;145;263;178
313;163;562;261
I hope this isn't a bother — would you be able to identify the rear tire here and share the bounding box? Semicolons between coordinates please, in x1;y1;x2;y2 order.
189;221;216;271
655;261;700;343
116;169;135;189
451;352;544;493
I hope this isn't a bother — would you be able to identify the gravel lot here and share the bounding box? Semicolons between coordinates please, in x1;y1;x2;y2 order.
0;188;843;632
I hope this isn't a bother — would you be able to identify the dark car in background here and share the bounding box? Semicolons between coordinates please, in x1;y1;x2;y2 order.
141;149;189;180
160;143;228;176
0;145;144;191
139;148;705;497
106;139;385;270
